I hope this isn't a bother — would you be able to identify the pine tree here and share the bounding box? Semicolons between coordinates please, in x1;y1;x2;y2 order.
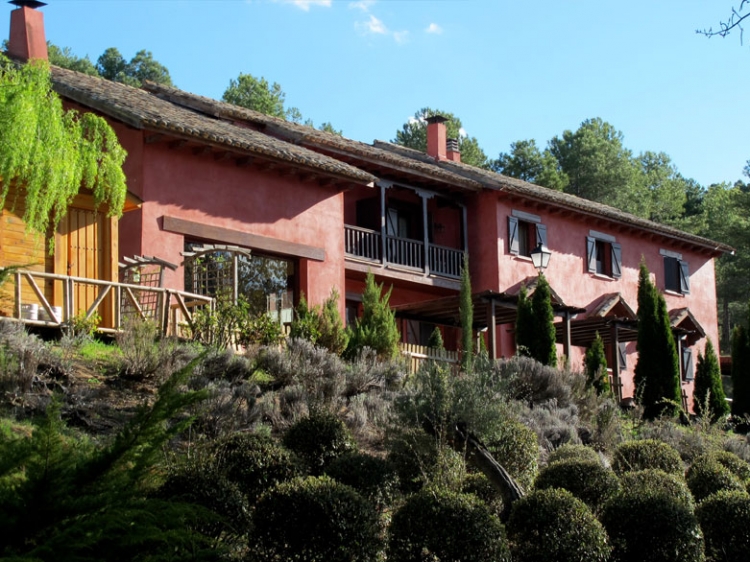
634;262;682;419
459;254;474;371
289;292;321;343
529;274;557;367
427;326;445;351
515;284;534;358
693;339;729;421
318;288;349;356
346;272;400;359
731;320;750;417
585;332;611;395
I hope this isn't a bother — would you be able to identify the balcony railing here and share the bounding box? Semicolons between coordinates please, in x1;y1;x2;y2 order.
344;225;463;278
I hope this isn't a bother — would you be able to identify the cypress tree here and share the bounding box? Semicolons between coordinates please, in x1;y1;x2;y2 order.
693;339;729;421
459;254;474;370
585;332;611;395
731;320;750;417
634;261;682;419
529;274;557;367
515;285;534;358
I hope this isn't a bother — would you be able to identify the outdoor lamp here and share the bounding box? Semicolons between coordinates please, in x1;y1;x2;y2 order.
530;243;551;274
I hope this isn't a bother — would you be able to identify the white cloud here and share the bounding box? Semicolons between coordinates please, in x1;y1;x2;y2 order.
280;0;332;11
393;30;409;44
356;14;387;35
425;23;442;34
349;0;375;11
459;127;467;138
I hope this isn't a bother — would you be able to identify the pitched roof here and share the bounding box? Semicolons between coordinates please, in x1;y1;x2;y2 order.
49;66;376;186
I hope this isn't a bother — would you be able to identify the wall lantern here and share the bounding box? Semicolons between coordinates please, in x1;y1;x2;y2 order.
530;243;552;274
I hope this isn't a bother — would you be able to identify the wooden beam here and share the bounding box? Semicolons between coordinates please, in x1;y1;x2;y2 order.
169;140;187;150
192;146;212;156
145;133;164;144
235;156;253;167
214;151;232;162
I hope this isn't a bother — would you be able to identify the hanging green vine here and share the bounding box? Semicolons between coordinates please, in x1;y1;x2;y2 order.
0;54;127;239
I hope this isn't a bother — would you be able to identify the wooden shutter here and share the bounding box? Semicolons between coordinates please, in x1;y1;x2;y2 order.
682;347;694;381
535;223;548;247
611;243;622;279
618;342;627;371
679;260;690;294
586;237;597;273
508;216;519;255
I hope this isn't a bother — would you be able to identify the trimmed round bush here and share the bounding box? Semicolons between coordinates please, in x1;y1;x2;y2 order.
601;469;704;562
485;418;539;492
507;488;611;562
547;443;601;465
282;410;356;474
611;439;683;476
696;490;750;562
712;450;750;482
687;454;746;503
534;458;620;513
251;475;381;562
212;432;301;503
385;428;439;493
387;488;510;562
324;452;397;508
462;472;504;515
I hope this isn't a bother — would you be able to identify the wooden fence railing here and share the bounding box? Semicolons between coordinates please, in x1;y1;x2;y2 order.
12;270;213;337
400;342;460;373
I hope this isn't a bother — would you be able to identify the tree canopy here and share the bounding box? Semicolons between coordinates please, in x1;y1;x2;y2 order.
97;47;173;88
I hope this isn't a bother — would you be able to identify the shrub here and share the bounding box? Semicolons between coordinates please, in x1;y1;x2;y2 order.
212;432;302;504
345;272;400;360
387;488;510;562
585;332;611;395
611;439;683;476
601;469;704;562
317;288;349;355
696;490;750;562
485;417;539;492
324;452;397;508
686;452;748;503
498;355;577;408
385;428;439;493
462;472;504;515
116;317;174;379
534;458;620;514
282;410;356;474
507;488;611;562
693;339;729;421
547;443;601;465
251;475;381;562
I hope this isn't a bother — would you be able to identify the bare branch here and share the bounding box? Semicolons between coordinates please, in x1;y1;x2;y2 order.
698;0;750;45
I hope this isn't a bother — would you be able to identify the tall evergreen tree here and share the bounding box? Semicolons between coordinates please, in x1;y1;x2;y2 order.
634;262;682;419
460;254;474;370
529;274;557;367
515;285;534;359
731;319;750;417
346;272;400;359
585;332;611;395
693;339;729;420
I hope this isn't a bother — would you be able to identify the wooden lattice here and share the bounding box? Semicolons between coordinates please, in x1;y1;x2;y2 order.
119;255;178;321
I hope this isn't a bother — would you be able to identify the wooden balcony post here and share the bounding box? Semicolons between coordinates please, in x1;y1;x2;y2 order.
380;183;388;267
610;323;622;402
422;193;430;276
487;299;498;360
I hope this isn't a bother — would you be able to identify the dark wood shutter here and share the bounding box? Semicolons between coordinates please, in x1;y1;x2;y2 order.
611;243;622;279
535;223;548;247
508;216;519;255
679;260;690;294
682;347;694;381
586;237;597;273
618;342;627;371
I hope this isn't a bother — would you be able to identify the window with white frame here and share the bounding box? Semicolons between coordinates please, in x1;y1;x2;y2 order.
661;249;690;294
586;231;622;278
508;210;547;258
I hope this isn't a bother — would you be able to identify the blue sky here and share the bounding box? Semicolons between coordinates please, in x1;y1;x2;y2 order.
4;1;749;187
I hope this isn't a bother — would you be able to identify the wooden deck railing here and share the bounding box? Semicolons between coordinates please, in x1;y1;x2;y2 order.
12;270;213;336
400;342;459;373
345;225;463;278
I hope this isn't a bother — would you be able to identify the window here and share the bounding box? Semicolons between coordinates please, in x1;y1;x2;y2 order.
662;252;690;294
681;346;694;381
508;211;547;258
586;232;622;278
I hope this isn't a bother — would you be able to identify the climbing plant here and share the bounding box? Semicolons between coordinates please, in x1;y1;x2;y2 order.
0;55;127;240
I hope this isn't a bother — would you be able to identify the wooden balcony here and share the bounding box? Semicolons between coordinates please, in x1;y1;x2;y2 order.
345;225;463;278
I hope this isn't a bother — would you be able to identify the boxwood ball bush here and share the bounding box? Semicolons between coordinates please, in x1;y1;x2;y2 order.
211;432;302;504
506;488;611;562
387;488;510;562
485;418;539;492
686;453;746;503
611;439;683;476
546;443;602;465
250;475;381;562
696;490;750;562
601;470;704;562
323;451;397;508
282;410;356;474
533;458;620;514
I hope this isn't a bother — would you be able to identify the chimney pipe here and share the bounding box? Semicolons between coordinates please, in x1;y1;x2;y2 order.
426;115;448;161
7;0;48;62
446;138;461;163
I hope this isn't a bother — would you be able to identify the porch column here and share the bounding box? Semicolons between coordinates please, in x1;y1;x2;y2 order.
461;204;468;253
487;299;498;360
610;323;622;402
421;193;430;276
380;183;388;267
561;311;571;359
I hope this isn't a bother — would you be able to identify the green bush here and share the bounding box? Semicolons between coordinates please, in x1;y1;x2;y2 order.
507;488;611;562
547;443;601;465
250;475;381;562
282;410;356;474
462;472;504;515
686;452;747;503
385;428;439;493
601;469;704;562
534;458;620;514
212;432;302;504
696;490;750;562
387;488;510;562
611;439;683;476
324;452;397;508
485;418;539;492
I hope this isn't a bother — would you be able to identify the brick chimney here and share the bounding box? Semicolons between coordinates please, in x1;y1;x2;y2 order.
446;138;461;163
7;0;48;62
426;115;448;161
